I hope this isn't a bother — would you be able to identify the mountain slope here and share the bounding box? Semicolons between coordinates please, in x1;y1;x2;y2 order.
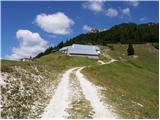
35;22;158;59
63;22;158;46
1;43;158;118
1;54;97;118
82;43;159;118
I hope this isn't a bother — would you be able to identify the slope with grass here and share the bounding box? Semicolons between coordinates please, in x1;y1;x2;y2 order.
1;44;158;119
1;53;97;118
82;44;159;118
41;67;116;119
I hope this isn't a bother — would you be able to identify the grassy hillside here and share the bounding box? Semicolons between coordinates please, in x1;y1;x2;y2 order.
1;44;158;118
82;44;159;118
1;53;97;80
35;22;158;59
1;53;97;118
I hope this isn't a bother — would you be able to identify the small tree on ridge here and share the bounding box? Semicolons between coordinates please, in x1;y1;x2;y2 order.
127;44;135;56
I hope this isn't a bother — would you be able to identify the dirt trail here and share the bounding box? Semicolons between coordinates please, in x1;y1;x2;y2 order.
41;67;78;118
66;70;94;118
76;67;115;118
42;65;116;118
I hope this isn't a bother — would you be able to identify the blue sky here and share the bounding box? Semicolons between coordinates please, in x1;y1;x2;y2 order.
1;1;159;60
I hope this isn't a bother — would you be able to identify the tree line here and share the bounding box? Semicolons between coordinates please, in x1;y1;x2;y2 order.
34;22;159;59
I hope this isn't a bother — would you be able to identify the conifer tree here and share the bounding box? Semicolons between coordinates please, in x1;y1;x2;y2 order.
127;44;135;55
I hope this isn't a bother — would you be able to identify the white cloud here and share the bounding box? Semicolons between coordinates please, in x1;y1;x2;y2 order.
35;12;74;35
128;1;139;7
82;0;104;12
105;8;118;17
5;29;48;60
121;8;131;16
82;25;93;32
139;17;147;21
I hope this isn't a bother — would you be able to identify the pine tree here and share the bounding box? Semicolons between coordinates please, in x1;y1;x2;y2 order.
127;44;135;56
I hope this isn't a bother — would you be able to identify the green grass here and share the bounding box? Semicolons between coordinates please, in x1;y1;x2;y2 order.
83;44;159;118
1;53;97;79
36;52;97;67
1;53;97;118
1;44;158;118
34;53;97;78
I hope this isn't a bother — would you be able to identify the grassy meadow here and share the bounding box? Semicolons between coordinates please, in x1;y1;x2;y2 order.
83;44;159;118
1;43;158;118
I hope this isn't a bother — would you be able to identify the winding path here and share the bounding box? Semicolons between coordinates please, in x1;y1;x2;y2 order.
41;67;79;118
42;66;116;118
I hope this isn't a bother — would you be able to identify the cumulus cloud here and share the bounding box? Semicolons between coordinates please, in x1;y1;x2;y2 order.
82;0;104;12
82;25;93;32
121;8;131;16
35;12;74;35
128;1;139;7
5;29;48;60
105;8;118;17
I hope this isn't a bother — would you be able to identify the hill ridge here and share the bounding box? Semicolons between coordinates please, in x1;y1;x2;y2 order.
35;22;159;59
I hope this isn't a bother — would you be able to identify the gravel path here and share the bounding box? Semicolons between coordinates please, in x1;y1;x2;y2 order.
41;67;78;118
76;67;115;118
41;66;116;118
